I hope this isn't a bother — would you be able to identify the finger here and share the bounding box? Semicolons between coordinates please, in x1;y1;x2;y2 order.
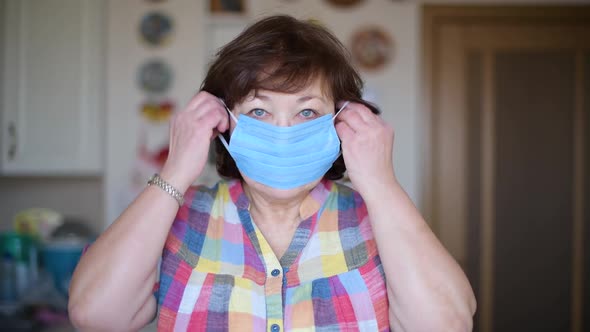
184;91;209;112
335;121;355;142
205;108;233;138
189;98;225;119
346;103;379;124
216;108;230;133
336;109;368;132
336;100;351;110
205;112;228;139
210;129;221;140
218;105;231;132
201;100;230;133
199;106;226;130
185;91;225;114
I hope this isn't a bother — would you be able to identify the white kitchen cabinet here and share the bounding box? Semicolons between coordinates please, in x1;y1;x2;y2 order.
1;0;105;175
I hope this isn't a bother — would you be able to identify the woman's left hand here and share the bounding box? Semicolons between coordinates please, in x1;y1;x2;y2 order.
335;101;396;197
337;102;477;331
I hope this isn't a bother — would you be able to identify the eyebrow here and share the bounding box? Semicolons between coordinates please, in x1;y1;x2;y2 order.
297;95;326;103
254;92;326;103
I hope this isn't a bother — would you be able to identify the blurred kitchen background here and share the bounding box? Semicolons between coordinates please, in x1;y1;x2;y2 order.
1;0;589;331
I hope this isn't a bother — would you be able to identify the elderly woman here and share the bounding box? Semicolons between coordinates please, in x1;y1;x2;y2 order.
69;15;475;332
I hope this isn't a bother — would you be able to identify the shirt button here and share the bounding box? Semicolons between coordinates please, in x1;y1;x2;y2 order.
270;324;280;332
271;268;281;277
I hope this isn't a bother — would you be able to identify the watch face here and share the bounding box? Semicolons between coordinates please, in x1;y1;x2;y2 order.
137;60;173;94
350;27;394;71
139;12;173;47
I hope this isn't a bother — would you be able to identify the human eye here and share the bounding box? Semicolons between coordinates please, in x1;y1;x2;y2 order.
248;108;267;118
299;109;318;119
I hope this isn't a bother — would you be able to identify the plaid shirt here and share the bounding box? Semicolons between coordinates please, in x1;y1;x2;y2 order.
155;179;390;331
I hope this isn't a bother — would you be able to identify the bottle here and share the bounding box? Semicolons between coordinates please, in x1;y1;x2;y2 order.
0;253;18;315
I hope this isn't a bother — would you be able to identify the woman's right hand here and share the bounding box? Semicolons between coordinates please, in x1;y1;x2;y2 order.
69;94;228;330
159;91;229;192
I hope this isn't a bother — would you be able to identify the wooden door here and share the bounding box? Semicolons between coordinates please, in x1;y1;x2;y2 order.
423;6;590;332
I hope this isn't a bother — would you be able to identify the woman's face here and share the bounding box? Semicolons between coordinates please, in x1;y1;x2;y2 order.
231;78;334;127
229;77;335;199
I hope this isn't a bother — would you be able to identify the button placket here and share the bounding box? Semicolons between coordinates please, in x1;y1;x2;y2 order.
265;263;284;332
246;215;286;332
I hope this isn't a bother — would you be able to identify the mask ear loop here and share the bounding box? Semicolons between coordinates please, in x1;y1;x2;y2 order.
332;101;350;121
217;99;238;151
332;101;350;159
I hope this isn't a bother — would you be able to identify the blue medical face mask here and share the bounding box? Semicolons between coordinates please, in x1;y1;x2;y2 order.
218;102;349;189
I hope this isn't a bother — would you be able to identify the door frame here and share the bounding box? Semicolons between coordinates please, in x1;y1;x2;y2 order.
421;5;590;332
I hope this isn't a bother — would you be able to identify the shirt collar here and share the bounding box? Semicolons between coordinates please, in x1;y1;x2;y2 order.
227;179;333;219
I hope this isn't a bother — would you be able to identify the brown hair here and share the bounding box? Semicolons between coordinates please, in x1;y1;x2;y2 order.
201;15;379;180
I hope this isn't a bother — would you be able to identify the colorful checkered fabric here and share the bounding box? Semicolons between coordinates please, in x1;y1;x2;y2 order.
155;179;390;331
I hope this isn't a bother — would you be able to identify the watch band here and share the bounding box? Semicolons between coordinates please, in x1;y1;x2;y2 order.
147;173;185;206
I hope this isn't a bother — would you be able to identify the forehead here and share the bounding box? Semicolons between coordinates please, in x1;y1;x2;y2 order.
243;76;333;103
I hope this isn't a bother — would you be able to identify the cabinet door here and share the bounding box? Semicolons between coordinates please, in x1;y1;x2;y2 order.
1;0;104;175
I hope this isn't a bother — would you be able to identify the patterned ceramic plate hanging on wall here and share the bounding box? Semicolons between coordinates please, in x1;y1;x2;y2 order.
210;0;245;14
325;0;363;7
350;27;394;71
140;100;175;123
139;12;174;47
137;59;173;94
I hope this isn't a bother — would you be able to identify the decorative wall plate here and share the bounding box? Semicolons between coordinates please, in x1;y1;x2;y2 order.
139;12;173;47
140;100;175;123
350;27;394;71
210;0;245;13
137;60;173;94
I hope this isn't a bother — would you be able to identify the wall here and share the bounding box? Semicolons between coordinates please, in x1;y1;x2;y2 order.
104;0;590;228
0;176;103;232
105;0;206;226
3;0;588;231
